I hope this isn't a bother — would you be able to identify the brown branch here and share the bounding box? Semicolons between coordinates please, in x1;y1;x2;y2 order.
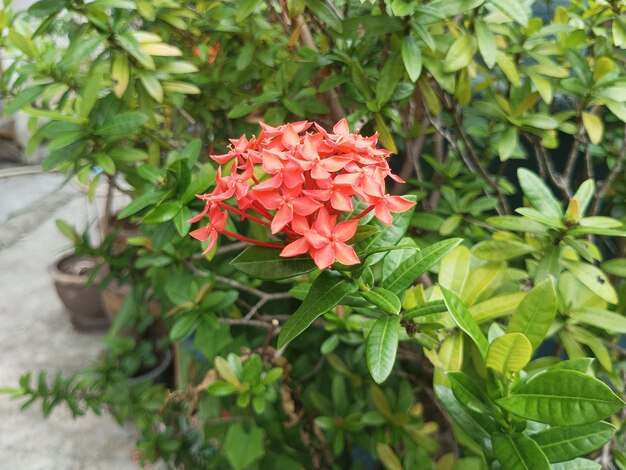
562;122;586;196
592;125;626;215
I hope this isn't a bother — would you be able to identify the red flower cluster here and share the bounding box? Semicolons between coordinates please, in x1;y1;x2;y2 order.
189;119;415;270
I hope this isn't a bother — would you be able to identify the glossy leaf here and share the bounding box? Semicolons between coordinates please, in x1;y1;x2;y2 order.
401;36;422;82
570;308;626;334
518;168;562;219
507;279;557;350
441;286;489;359
493;433;549;470
361;287;401;315
486;333;532;374
278;271;356;348
533;421;615;463
366;315;401;384
496;370;625;425
94;112;148;136
383;238;463;294
563;261;617;304
472;240;535;261
230;246;316;281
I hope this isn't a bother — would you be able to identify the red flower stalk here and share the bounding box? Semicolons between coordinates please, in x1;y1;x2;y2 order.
189;119;415;270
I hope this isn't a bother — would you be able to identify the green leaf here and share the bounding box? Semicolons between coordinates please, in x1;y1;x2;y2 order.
235;0;263;22
582;112;603;145
496;51;521;86
5;85;45;115
489;0;529;26
563;261;617;304
438;245;470;294
515;208;564;229
427;0;485;18
230;246;316;281
109;148;148;163
443;34;477;73
139;74;163;103
9;29;37;57
401;36;422;82
601;258;626;277
80;70;101;118
376;442;403;470
550;459;601;470
570;308;626;335
471;292;526;324
366;315;400;384
448;371;491;413
94;112;148;136
143;201;182;224
496;370;625;425
307;0;342;33
472;240;535;261
533;421;615;463
278;271;357;348
507;279;556;351
498;126;518;160
223;424;265;470
521;114;560;130
435;385;493;447
404;300;447;320
486;216;547;234
182;164;216;203
440;286;489;359
115;32;154;70
376;54;403;106
461;262;505;306
47;130;88;151
117;190;165;219
361;287;401;315
170;312;200;341
535;245;561;284
206;381;237;396
95;153;116;176
517;168;562;219
486;333;532;374
374;113;398;154
493;433;550;470
383;238;463;294
475;19;496;68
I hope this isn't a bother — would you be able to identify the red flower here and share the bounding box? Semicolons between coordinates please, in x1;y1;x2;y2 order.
188;119;415;269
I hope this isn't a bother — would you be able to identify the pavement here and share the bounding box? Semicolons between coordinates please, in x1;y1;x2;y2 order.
0;167;141;469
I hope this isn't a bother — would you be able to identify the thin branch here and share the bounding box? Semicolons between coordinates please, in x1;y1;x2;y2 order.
562;122;585;196
592;125;626;215
219;318;276;330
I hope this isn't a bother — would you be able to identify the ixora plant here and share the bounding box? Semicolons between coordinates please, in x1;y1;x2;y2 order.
180;121;626;469
3;0;626;468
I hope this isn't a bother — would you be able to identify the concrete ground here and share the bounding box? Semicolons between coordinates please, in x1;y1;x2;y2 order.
0;167;141;469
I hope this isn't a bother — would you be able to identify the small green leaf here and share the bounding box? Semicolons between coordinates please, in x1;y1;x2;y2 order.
550;459;601;470
507;279;557;351
496;370;625;425
95;153;116;176
278;271;357;348
493;433;550;470
486;333;532;374
361;287;401;315
517;168;562;220
563;261;617;304
143;201;182;224
533;422;615;463
472;240;535;261
486;216;547;234
443;34;477;72
440;286;489;359
489;0;529;26
94;112;148;136
448;371;491;413
376;442;403;470
366;315;401;384
475;19;496;68
223;424;265;470
383;238;463;294
582;112;603;145
401;36;422;82
5;85;45;115
206;381;237;396
170;312;200;341
570;308;626;335
230;246;316;281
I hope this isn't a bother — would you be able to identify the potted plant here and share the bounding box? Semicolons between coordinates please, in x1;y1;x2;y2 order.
48;221;109;331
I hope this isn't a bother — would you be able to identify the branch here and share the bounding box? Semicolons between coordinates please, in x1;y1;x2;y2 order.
562;122;586;196
592;125;626;215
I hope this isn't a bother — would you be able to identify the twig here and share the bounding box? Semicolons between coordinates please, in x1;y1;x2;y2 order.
592;125;626;215
219;318;276;330
562;122;585;197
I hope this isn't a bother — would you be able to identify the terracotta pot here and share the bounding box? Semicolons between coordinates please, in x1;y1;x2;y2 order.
49;254;110;332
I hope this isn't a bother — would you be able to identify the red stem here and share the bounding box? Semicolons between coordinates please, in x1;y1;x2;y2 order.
354;204;375;220
220;230;285;249
217;201;271;228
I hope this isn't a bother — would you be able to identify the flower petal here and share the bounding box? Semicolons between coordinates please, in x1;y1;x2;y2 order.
333;242;360;266
374;202;393;225
385;195;416;212
311;244;334;270
271;203;294;234
332;219;359;242
280;237;310;257
313;207;333;238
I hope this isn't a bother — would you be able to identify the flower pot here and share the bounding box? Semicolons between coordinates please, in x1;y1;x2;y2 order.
49;254;110;332
128;347;173;386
